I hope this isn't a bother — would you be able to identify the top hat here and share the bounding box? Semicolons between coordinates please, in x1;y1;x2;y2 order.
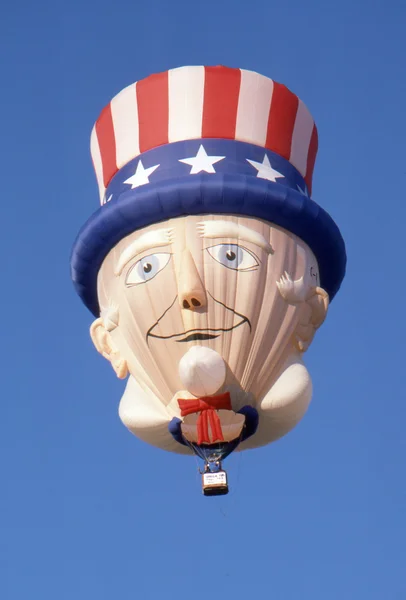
71;65;346;316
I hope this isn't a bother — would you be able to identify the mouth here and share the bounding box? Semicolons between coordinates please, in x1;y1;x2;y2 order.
176;332;220;343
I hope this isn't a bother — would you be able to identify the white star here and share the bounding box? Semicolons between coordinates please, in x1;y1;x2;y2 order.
124;160;160;189
179;145;225;174
297;183;309;197
247;154;284;182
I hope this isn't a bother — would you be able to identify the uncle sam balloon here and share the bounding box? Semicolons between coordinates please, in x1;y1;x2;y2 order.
71;66;346;493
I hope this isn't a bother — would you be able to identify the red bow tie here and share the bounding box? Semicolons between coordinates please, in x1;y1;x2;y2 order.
177;392;232;445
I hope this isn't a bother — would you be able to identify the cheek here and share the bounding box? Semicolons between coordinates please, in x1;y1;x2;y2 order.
204;259;267;321
120;268;179;333
203;259;236;306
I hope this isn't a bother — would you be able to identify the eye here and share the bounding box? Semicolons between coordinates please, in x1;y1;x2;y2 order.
125;253;171;286
206;244;258;271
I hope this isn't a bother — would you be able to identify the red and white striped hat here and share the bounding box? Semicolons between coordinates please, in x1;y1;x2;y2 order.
91;65;317;202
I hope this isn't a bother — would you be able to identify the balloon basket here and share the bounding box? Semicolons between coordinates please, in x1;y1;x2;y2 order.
201;465;228;496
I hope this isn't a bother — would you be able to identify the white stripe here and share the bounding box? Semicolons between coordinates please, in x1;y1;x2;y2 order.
110;82;140;170
289;99;314;177
168;66;204;142
90;126;105;203
236;69;274;146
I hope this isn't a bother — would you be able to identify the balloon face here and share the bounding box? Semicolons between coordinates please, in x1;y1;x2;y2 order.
93;214;326;439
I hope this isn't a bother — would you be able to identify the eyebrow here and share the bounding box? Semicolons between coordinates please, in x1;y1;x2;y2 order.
197;220;274;254
115;228;174;275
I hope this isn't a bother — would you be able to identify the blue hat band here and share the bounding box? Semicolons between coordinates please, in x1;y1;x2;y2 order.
103;139;310;205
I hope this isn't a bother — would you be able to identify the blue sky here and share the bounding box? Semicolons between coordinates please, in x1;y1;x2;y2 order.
2;0;405;598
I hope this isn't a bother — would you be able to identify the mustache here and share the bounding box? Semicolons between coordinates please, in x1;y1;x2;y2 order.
146;293;251;344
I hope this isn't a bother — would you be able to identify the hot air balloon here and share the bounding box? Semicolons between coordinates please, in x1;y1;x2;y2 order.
70;66;346;495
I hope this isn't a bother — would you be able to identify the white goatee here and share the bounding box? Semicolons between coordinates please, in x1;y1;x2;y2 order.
178;346;226;397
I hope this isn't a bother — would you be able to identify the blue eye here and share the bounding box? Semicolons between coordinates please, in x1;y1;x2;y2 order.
206;244;258;270
126;253;171;286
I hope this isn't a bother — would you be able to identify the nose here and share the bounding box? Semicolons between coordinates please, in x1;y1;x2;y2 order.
178;250;207;310
182;297;202;309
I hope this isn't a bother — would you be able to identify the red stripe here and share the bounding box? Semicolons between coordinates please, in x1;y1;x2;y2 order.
95;104;117;188
202;66;241;139
209;411;224;443
305;125;318;193
137;71;169;153
265;82;299;161
201;413;210;445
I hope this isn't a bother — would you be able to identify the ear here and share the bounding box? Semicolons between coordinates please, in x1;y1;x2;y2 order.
307;286;329;327
294;287;329;352
90;318;128;379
